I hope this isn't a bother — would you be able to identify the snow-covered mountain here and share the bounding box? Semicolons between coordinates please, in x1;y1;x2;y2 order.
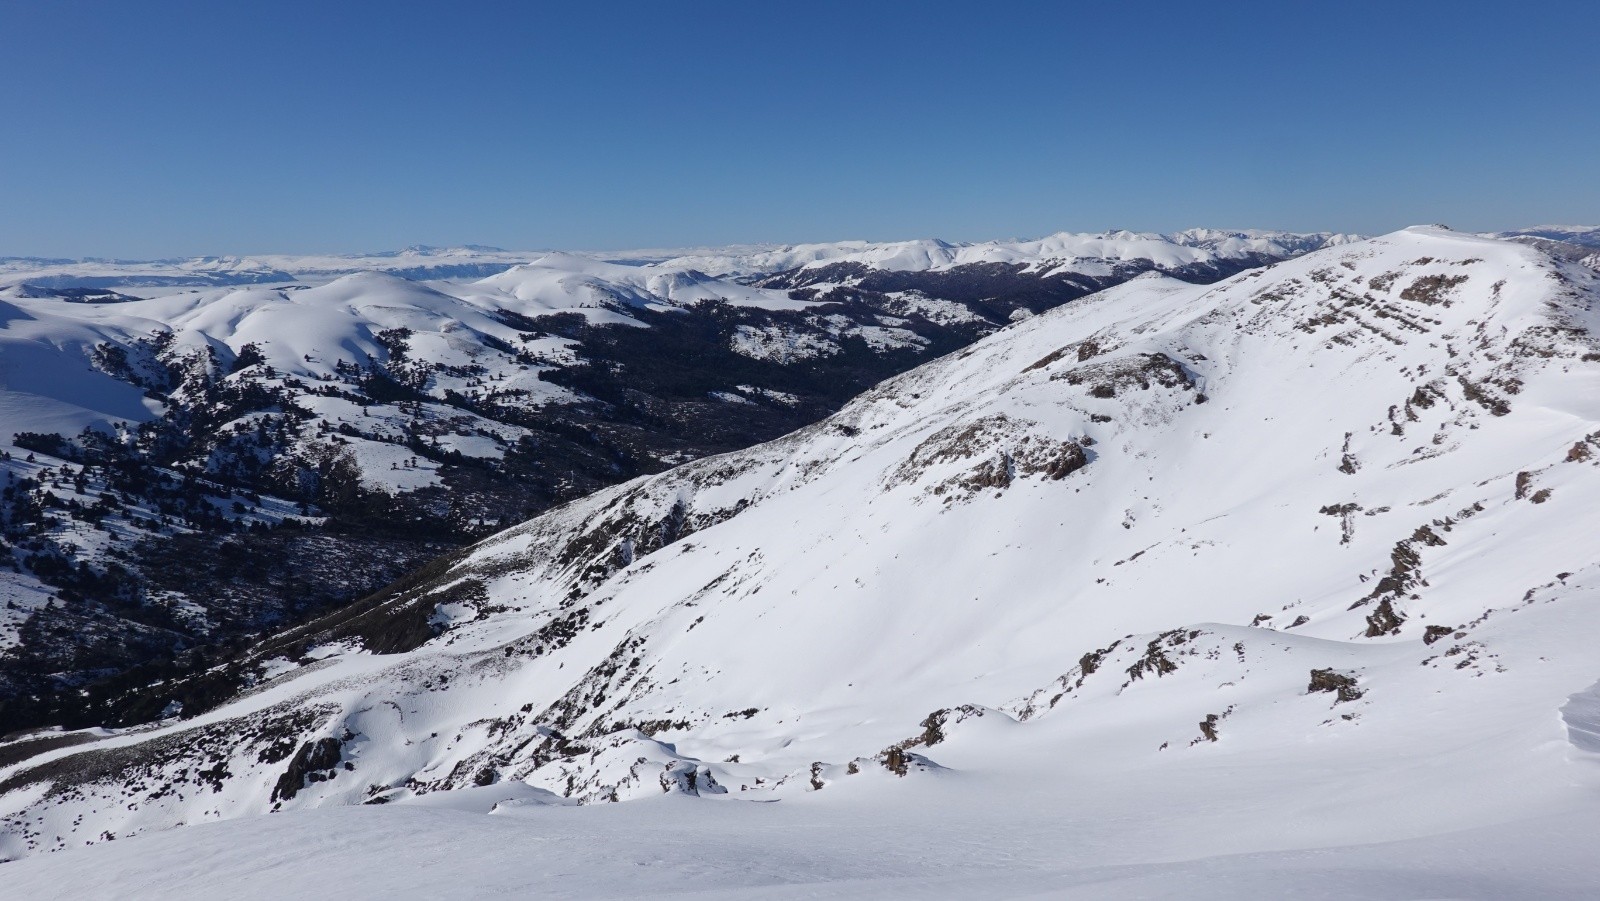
746;230;1363;315
0;260;825;725
773;228;1358;274
0;230;1344;734
5;228;1599;895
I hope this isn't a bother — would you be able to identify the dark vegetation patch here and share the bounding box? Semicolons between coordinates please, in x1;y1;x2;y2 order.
756;256;1270;316
0;730;103;769
0;544;477;734
0;702;332;808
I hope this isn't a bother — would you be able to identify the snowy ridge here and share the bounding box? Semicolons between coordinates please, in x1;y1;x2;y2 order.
466;253;808;313
5;229;1600;884
0;247;531;289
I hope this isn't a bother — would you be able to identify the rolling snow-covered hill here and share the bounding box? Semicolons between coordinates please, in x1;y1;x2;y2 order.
0;229;1344;733
4;227;1600;897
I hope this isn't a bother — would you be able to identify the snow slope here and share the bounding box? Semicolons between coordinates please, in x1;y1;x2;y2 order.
4;228;1600;895
0;300;163;440
1;229;1344;697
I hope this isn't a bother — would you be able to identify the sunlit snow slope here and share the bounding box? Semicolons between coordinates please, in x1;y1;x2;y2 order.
3;230;1363;720
4;229;1600;895
0;228;1341;680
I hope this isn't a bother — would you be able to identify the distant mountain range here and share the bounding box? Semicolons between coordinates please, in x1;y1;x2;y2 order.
1;230;1364;289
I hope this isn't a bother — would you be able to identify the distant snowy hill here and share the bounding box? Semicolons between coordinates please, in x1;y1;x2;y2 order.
4;228;1600;898
1490;224;1600;248
0;230;1357;290
0;230;1340;733
1485;226;1600;273
747;230;1361;310
769;228;1357;273
0;246;529;289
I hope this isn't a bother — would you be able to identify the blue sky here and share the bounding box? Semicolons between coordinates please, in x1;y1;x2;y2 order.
1;1;1595;256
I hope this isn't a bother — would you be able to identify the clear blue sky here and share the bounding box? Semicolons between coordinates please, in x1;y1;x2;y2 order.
2;1;1595;257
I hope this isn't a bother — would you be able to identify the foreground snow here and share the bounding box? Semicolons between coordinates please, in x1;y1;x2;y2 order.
5;785;1598;899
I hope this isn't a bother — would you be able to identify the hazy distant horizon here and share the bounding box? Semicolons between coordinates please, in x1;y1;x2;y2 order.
12;222;1600;266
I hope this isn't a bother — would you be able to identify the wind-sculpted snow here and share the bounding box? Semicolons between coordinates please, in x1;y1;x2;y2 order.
1561;678;1600;754
5;229;1600;892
